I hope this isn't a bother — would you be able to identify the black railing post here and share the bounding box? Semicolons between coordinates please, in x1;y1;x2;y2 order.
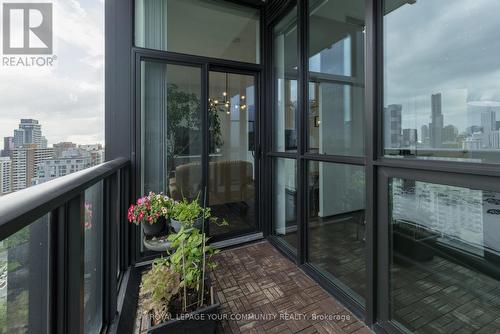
65;194;85;334
104;172;119;324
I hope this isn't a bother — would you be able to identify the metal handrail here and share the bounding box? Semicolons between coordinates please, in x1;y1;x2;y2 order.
0;157;130;240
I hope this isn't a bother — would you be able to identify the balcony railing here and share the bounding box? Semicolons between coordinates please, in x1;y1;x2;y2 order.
0;158;130;334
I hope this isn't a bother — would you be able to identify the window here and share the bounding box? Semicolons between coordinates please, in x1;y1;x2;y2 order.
135;0;260;63
389;178;500;332
384;0;500;163
272;7;298;153
307;162;366;304
308;0;365;156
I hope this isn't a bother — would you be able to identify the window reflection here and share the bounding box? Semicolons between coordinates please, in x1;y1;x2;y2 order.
308;0;365;156
307;162;366;304
273;7;298;153
135;0;260;63
384;0;500;163
141;62;202;202
208;71;256;237
390;178;500;333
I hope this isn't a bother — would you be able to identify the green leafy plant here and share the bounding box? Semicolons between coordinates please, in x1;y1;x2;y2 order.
170;196;228;229
167;227;219;310
140;257;180;315
208;103;224;152
170;197;210;224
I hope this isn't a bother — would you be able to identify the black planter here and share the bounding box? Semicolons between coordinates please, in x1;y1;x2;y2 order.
170;217;204;232
147;291;220;334
393;224;438;262
142;217;167;237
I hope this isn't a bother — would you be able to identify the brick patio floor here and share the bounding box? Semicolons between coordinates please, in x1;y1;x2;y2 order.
210;241;373;334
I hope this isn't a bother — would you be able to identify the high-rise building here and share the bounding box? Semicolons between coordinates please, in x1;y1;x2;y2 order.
12;145;54;191
384;104;402;148
32;144;104;184
402;129;417;147
0;157;12;195
481;109;496;148
430;93;444;148
79;144;104;166
13;129;25;148
41;136;48;149
420;124;429;145
2;136;15;157
19;119;43;147
442;125;458;145
53;142;78;158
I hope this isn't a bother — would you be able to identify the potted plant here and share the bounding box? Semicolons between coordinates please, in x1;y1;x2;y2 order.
128;192;172;237
141;226;221;333
169;197;209;232
393;220;438;262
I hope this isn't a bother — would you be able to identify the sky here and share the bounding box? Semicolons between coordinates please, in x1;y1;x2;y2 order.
0;0;104;146
384;0;500;133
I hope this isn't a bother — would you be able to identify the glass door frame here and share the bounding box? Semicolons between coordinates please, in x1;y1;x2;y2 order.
132;49;264;262
207;66;263;242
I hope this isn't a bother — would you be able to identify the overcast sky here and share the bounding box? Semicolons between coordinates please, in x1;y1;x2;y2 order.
384;0;500;133
0;0;104;146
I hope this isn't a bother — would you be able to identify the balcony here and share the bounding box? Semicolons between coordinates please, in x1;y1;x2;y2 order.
2;0;500;333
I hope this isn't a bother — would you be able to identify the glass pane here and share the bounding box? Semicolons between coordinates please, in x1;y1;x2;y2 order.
307;162;366;304
272;158;297;252
272;7;298;153
84;182;103;333
0;215;49;333
208;71;256;237
141;61;202;202
389;178;500;333
308;0;365;156
384;0;500;163
135;0;260;63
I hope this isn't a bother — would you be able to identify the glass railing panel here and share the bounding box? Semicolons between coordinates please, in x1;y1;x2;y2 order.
0;214;50;334
84;182;104;333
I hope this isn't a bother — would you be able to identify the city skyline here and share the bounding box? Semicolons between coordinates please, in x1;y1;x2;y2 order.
385;92;500;151
0;0;104;146
385;0;500;136
0;118;104;196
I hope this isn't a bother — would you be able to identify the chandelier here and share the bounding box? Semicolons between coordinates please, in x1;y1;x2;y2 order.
208;73;247;114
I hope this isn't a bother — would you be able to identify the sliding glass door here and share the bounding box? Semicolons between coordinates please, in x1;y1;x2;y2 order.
140;60;203;201
207;71;258;238
138;58;260;254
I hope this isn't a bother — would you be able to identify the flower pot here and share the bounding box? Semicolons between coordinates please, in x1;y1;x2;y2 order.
170;217;204;232
142;216;167;237
393;222;438;262
147;285;220;334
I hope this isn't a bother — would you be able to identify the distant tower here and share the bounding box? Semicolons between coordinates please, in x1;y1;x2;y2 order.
430;93;444;148
481;109;496;148
13;129;25;148
18;119;42;147
420;124;429;145
384;104;402;148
